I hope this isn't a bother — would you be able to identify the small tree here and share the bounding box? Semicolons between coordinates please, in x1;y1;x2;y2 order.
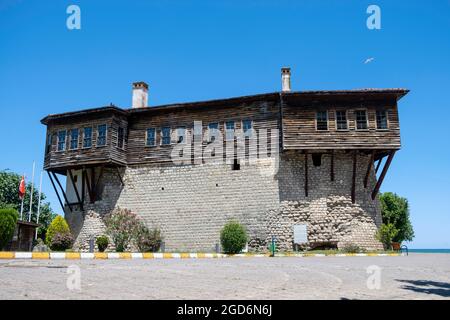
105;208;141;252
46;216;71;245
220;221;248;254
376;223;399;250
0;208;18;250
379;192;414;243
0;170;57;239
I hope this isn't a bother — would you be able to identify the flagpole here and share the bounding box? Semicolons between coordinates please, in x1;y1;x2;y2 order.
35;171;43;240
20;173;25;220
28;161;35;222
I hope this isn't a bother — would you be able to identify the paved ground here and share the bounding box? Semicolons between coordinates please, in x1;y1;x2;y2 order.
0;254;449;300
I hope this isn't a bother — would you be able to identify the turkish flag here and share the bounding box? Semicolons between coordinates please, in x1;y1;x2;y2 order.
18;176;26;200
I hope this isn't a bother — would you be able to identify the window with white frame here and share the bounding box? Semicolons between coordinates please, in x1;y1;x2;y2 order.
161;127;171;145
355;110;368;130
242;119;252;137
97;124;107;147
146;128;156;146
316;111;328;131
46;133;52;154
57;130;66;151
69;128;79;150
118;127;125;149
376;110;388;130
83;127;92;148
336;111;348;130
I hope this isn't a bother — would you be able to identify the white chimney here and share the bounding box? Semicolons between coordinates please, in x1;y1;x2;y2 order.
132;81;149;108
281;67;291;92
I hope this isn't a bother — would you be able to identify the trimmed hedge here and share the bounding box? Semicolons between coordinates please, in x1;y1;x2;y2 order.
96;235;109;252
0;208;18;250
220;221;248;254
49;232;74;251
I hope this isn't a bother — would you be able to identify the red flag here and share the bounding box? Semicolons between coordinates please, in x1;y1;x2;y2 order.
18;176;26;200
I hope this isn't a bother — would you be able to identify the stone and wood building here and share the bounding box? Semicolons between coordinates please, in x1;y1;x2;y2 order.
40;68;408;252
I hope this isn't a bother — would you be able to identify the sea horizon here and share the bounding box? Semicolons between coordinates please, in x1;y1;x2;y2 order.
408;249;450;253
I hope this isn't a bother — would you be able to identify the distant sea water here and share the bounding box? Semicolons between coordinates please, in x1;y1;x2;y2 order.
408;249;450;254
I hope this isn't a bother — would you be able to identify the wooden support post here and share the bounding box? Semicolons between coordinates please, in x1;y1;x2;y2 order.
47;171;65;213
115;167;124;186
90;168;96;202
51;171;72;212
351;150;357;204
68;169;83;210
84;168;93;203
330;150;335;182
375;158;382;174
364;150;375;188
304;150;308;197
372;151;396;200
94;166;104;200
81;169;85;205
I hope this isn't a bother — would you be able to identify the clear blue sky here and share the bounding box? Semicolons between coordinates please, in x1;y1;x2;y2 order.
1;1;449;248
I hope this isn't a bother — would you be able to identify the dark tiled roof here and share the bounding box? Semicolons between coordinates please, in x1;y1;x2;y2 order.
41;88;409;124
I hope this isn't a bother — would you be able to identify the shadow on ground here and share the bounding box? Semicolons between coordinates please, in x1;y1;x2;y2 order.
397;279;450;297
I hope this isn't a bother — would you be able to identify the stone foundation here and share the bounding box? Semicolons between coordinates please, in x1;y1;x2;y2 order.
66;151;383;252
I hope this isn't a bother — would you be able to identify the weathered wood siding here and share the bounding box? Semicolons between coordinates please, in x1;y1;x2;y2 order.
42;92;404;171
43;113;128;171
282;99;401;150
127;100;280;165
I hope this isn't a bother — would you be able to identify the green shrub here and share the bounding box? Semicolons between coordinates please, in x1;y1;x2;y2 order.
341;243;366;253
135;225;162;252
46;216;70;245
376;223;399;250
105;208;141;252
96;235;109;252
49;232;74;251
220;221;248;254
0;208;18;250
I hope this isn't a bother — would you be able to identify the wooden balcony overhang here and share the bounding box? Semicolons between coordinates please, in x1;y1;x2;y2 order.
44;158;126;175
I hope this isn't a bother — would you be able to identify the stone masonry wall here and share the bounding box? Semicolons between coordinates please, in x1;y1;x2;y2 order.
67;151;383;252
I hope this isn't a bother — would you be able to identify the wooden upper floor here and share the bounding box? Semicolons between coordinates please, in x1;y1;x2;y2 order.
41;89;408;172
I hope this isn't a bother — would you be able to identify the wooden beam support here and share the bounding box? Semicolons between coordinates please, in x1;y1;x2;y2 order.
372;150;396;200
330;150;335;182
81;169;85;205
68;169;83;211
304;150;308;197
364;150;375;188
91;168;95;203
351;150;357;203
115;166;124;186
93;166;104;201
84;168;93;203
375;158;382;174
90;168;96;203
51;171;72;212
47;171;65;213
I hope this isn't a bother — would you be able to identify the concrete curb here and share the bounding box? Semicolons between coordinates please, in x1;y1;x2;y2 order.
0;251;402;260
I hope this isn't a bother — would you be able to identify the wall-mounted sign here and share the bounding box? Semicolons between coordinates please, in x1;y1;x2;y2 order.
293;224;308;244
